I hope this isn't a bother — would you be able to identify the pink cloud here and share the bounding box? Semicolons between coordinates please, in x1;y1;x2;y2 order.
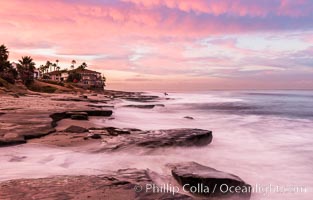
0;0;312;90
121;0;310;17
278;0;313;16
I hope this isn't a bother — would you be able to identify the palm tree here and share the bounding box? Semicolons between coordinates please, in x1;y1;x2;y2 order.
0;44;9;72
78;62;87;70
52;63;57;71
56;66;60;71
55;59;59;71
0;45;18;83
71;60;76;70
39;65;45;75
0;44;9;62
45;61;52;73
18;56;35;71
17;56;36;85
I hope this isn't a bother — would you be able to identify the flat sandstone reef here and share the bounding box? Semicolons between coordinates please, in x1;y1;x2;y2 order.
0;91;251;200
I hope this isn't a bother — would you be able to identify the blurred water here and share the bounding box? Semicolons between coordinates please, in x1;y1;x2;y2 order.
1;90;312;200
99;90;313;199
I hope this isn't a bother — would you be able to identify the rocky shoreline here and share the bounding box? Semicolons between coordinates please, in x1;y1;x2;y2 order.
0;90;251;199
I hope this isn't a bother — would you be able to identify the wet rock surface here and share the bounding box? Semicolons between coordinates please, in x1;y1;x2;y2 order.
0;112;56;146
0;109;112;147
123;95;160;102
50;110;113;127
93;128;213;151
51;97;109;103
169;162;251;199
27;127;213;151
0;91;164;147
0;162;251;200
123;104;165;109
0;133;26;146
0;102;113;146
124;104;156;109
0;91;165;147
87;104;114;109
90;133;102;139
67;111;88;118
70;114;88;120
0;169;193;200
65;125;89;133
136;129;212;148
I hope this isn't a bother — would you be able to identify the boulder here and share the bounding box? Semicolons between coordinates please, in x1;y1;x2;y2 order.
124;105;155;109
170;162;251;199
65;125;88;133
137;129;212;148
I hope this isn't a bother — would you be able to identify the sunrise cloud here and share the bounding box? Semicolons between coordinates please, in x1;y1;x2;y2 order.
1;0;312;90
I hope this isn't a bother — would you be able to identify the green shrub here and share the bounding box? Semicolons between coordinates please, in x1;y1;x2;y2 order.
0;77;9;87
41;80;64;86
27;84;57;93
67;72;81;82
42;86;57;93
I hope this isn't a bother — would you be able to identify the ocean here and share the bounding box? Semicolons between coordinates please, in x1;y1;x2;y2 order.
1;90;312;199
100;90;313;199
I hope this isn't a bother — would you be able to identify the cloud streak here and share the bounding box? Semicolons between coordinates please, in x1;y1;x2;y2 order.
0;0;313;90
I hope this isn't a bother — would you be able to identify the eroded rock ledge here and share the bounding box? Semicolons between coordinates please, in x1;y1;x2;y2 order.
50;110;113;127
36;127;213;151
0;91;167;147
136;129;212;148
0;169;192;200
0;162;251;200
0;110;113;147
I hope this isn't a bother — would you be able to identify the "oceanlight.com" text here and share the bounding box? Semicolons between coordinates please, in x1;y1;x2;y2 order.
133;183;307;196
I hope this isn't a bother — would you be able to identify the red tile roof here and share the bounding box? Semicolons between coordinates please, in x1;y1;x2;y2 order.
47;71;61;75
70;69;101;74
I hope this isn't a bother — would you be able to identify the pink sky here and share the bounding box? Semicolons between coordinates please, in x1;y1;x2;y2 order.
1;0;313;91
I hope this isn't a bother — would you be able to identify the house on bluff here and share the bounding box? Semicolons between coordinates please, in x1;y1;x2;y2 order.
70;68;105;88
45;68;105;89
